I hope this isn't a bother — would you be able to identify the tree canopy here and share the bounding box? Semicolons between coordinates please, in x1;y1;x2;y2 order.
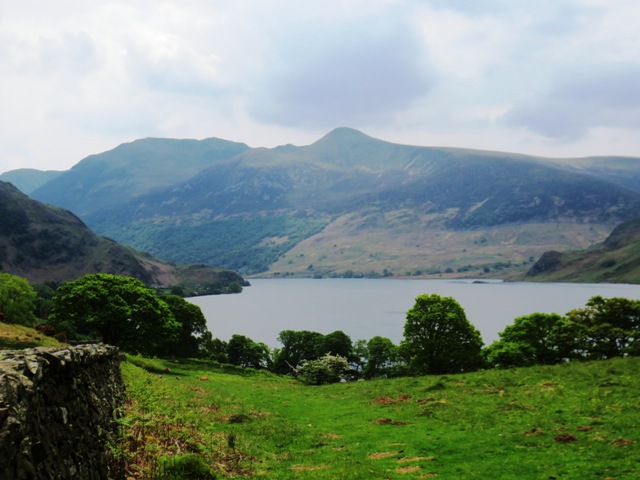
0;273;37;325
227;334;271;369
402;293;484;375
484;312;567;368
49;274;180;355
273;329;354;374
364;336;402;379
566;296;640;359
162;295;209;358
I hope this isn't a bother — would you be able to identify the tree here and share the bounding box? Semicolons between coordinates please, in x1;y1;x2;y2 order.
320;330;353;359
484;313;567;368
566;296;640;359
350;339;369;378
402;294;484;375
273;330;325;374
227;334;270;369
162;295;210;358
201;334;228;363
0;273;37;325
364;336;401;379
49;274;180;355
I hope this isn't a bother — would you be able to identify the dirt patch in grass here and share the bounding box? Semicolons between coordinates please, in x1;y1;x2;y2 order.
397;465;422;474
576;425;593;432
227;414;251;424
417;474;439;478
371;394;412;405
322;433;342;439
416;397;436;404
610;438;634;447
290;465;330;471
554;433;578;443
199;406;221;413
368;452;397;460
374;418;409;425
250;411;270;418
398;456;436;463
524;427;544;435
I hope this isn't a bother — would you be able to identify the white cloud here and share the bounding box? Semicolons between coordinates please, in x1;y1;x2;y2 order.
249;14;435;128
1;0;639;174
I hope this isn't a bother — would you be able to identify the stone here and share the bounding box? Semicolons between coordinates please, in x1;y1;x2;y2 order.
0;344;125;480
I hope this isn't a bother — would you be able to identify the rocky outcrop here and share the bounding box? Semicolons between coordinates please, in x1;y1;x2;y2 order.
0;344;125;479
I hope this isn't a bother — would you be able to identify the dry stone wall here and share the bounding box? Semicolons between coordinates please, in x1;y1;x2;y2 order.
0;344;125;480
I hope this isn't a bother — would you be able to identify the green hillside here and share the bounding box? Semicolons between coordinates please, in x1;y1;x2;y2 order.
0;168;63;194
526;216;640;283
115;355;639;478
0;322;66;350
0;181;245;288
31;137;249;217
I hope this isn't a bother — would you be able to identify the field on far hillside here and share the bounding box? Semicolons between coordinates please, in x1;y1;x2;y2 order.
115;356;639;479
0;322;65;350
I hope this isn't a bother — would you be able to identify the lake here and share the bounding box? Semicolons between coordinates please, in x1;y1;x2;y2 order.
188;278;640;348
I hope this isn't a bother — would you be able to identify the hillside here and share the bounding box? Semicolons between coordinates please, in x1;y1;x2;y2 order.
24;128;640;277
0;181;245;287
526;216;640;283
31;137;250;217
0;322;66;350
119;355;639;478
0;169;63;194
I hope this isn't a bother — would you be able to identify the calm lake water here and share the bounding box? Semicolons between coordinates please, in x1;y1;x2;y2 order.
188;278;640;348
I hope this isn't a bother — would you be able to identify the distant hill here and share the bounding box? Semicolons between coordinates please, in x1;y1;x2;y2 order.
526;216;640;283
31;137;250;217
0;181;245;287
0;169;63;194
25;128;640;278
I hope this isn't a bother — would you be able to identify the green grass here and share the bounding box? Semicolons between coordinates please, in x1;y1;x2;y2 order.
114;356;639;479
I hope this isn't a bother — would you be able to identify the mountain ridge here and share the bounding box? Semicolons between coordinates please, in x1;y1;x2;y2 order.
9;128;640;278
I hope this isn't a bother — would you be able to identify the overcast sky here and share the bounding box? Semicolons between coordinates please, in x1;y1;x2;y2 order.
1;0;639;174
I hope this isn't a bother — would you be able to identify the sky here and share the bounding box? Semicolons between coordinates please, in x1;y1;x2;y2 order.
1;0;639;174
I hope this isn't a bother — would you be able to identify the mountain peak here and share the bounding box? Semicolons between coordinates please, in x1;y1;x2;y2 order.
313;127;376;146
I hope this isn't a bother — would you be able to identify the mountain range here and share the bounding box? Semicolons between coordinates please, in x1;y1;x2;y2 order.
4;127;640;280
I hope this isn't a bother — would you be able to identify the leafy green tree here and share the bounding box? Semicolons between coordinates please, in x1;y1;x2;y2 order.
273;330;325;374
298;353;349;385
566;296;640;359
320;330;353;359
402;294;484;375
364;336;401;379
32;282;57;320
162;295;209;358
484;313;567;368
201;333;228;363
0;273;37;325
350;339;369;378
49;274;180;355
227;334;270;369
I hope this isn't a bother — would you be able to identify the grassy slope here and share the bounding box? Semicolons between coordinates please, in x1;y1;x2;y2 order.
264;213;612;279
525;217;640;284
118;356;639;479
0;322;65;350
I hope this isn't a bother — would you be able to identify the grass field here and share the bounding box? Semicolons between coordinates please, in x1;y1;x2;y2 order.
115;356;639;479
0;322;65;350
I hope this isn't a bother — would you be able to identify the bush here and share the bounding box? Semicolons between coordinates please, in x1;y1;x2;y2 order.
298;354;349;385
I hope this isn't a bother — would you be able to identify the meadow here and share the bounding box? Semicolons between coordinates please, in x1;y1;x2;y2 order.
114;355;639;479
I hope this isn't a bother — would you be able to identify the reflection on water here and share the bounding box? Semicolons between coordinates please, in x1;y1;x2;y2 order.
188;278;640;348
